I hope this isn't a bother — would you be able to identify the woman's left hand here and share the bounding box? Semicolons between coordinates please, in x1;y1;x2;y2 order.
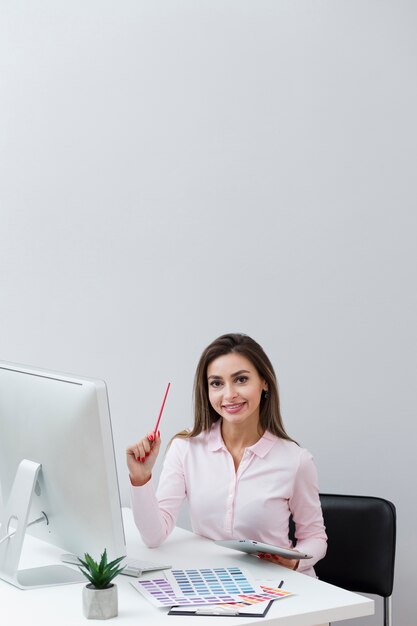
257;553;298;570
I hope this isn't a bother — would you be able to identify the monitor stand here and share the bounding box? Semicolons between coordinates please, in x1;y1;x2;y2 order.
0;459;84;589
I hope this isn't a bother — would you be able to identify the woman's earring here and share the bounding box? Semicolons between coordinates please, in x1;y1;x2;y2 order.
263;389;269;399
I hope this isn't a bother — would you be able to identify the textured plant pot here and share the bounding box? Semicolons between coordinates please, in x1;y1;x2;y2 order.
82;583;118;619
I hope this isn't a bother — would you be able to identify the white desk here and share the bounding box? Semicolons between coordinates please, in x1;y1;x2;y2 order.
1;508;373;626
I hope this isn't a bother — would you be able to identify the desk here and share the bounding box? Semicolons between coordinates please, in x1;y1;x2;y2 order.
1;508;373;625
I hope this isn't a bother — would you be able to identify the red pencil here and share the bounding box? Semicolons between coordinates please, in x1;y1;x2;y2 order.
154;382;171;436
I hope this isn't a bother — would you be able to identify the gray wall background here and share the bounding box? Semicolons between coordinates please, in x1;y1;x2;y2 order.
1;1;416;624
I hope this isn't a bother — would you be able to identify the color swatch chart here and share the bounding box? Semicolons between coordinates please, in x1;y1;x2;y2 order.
228;584;293;608
132;567;261;607
169;567;257;597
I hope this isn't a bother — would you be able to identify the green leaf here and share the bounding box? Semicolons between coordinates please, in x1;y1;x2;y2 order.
76;549;126;589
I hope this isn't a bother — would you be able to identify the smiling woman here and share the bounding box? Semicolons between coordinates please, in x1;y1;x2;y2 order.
126;333;327;577
207;352;270;467
188;333;297;443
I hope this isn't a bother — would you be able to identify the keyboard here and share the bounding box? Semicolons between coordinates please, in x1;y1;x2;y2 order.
60;553;172;578
121;557;172;577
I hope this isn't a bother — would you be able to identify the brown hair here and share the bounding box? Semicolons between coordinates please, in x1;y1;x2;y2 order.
175;333;296;443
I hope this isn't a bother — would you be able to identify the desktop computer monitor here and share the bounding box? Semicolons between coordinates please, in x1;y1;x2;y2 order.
0;361;126;589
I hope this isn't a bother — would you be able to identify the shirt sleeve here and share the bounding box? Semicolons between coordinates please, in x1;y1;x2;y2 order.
130;438;187;547
289;449;327;573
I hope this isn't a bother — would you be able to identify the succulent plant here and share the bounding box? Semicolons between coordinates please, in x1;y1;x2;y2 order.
77;549;125;589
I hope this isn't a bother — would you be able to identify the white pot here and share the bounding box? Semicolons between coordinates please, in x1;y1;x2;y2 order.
82;583;118;620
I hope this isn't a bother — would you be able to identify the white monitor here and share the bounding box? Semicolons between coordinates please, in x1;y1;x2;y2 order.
0;361;126;589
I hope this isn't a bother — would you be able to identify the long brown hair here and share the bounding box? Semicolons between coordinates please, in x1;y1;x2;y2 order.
175;333;296;443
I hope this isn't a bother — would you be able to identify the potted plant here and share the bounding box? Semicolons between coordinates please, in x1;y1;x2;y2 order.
77;549;125;620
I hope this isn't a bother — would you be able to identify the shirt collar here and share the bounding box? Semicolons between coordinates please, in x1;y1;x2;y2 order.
207;419;277;457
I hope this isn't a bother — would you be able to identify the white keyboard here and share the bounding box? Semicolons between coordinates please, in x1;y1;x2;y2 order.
122;557;171;577
60;553;171;578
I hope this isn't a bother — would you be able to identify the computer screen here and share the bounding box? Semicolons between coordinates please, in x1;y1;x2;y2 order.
0;361;126;589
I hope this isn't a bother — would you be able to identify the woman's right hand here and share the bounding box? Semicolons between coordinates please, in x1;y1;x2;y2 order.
126;431;161;487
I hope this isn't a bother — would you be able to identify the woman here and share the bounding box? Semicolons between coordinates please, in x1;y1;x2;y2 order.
126;333;327;576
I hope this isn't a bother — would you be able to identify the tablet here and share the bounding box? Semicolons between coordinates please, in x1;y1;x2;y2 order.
214;539;312;560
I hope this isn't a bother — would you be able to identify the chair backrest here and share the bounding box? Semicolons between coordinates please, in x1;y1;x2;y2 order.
314;493;396;598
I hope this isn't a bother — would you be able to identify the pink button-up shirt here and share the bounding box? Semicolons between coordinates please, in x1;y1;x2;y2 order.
131;420;327;575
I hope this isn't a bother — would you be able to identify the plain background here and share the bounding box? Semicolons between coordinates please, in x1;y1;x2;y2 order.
1;1;416;624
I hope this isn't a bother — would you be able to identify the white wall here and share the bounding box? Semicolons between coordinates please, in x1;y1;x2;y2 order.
1;1;416;624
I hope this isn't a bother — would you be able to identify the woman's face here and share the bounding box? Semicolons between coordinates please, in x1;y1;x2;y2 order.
206;352;267;428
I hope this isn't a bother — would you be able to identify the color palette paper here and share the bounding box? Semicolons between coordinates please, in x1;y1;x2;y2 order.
168;567;258;597
221;584;293;608
131;567;262;608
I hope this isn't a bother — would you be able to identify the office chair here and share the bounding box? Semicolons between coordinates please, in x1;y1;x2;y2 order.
315;493;396;626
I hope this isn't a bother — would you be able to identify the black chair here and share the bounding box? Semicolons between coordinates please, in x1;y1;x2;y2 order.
315;494;396;626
